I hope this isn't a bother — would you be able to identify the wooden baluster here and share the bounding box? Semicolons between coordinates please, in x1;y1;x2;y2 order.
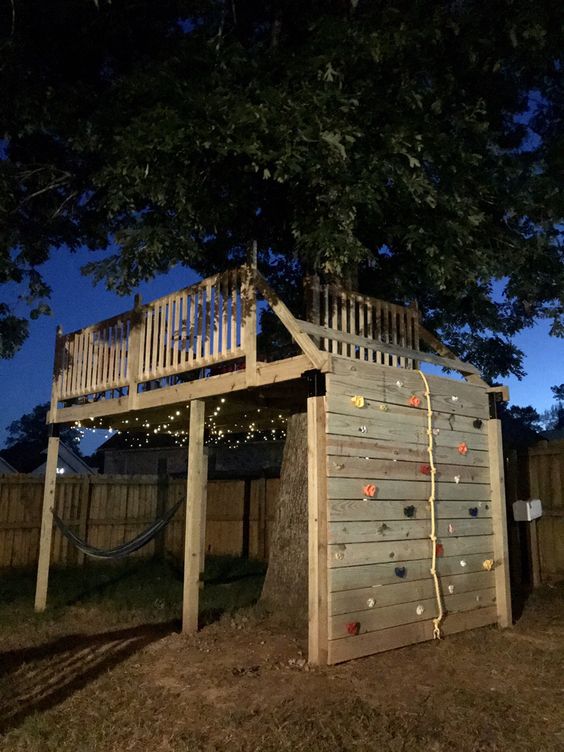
173;294;181;369
242;264;257;385
234;267;242;351
331;288;338;355
221;272;228;356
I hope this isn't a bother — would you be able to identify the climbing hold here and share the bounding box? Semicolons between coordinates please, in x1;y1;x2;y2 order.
335;551;345;560
448;584;455;594
346;621;361;636
457;441;469;456
475;595;481;603
333;462;344;470
473;419;483;429
460;559;467;568
377;523;389;535
358;425;367;434
351;395;365;408
403;505;416;518
454;474;461;484
396;380;404;388
408;394;421;408
367;598;375;608
416;604;425;616
448;523;455;534
436;543;444;557
482;559;494;571
363;483;377;497
420;463;432;476
394;566;407;578
432;427;440;436
469;507;479;518
379;404;389;412
450;395;459;402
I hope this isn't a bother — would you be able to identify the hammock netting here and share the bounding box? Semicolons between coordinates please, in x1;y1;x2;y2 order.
51;497;185;559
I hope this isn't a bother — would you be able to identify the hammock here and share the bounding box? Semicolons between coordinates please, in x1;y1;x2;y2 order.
51;497;185;560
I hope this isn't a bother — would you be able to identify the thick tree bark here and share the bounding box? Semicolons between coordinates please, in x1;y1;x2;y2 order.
260;412;308;624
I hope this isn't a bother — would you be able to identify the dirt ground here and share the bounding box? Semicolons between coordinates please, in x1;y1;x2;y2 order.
1;562;563;752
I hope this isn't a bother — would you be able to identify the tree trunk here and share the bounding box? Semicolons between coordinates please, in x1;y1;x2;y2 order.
260;412;308;624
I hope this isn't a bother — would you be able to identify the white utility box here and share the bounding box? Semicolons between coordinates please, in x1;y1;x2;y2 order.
512;498;543;522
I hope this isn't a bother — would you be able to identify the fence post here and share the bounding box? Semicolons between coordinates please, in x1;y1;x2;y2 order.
77;475;93;567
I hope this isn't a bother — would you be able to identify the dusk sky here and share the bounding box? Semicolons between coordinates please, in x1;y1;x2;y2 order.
1;246;562;455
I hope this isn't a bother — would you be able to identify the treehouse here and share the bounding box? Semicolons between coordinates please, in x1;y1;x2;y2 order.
35;263;511;665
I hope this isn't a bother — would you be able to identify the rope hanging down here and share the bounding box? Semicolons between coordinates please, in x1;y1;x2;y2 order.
416;370;445;639
51;497;185;560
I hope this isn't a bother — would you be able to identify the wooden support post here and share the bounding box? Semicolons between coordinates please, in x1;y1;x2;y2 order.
527;519;542;588
34;435;60;612
488;418;512;628
257;474;267;561
183;399;206;633
199;449;209;587
307;395;328;665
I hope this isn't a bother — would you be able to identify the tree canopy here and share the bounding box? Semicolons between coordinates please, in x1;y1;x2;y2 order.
1;0;563;379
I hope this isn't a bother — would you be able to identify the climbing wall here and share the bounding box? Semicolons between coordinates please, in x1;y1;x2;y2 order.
325;357;498;664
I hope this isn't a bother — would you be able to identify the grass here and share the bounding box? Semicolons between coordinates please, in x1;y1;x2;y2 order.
0;562;563;752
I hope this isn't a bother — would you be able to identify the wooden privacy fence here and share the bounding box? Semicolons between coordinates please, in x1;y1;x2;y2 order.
527;439;564;581
0;475;279;569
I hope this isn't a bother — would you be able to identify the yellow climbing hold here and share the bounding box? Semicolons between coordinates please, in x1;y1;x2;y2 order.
351;395;365;408
482;559;494;571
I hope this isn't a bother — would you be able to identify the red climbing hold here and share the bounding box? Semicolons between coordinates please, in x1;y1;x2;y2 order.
458;441;469;456
347;621;361;636
436;543;444;557
419;464;432;476
408;395;421;408
363;483;377;497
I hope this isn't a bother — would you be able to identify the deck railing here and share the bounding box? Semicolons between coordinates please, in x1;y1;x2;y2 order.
56;267;248;402
305;278;420;368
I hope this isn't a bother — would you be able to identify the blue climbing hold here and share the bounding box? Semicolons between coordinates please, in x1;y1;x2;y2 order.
395;566;407;578
469;507;479;517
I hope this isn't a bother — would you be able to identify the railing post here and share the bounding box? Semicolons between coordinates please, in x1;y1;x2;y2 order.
127;294;143;410
243;245;257;386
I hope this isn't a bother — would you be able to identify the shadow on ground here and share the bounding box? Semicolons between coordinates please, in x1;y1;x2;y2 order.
0;621;177;734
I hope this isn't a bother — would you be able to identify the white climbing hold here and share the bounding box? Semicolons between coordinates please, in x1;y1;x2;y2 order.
451;395;459;402
396;380;403;388
448;584;455;594
454;475;461;484
367;598;375;608
416;604;425;615
379;404;389;412
432;428;440;436
448;523;455;534
335;552;345;561
460;559;467;568
358;425;367;434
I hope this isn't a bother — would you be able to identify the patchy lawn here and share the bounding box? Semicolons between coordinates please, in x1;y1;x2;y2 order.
1;560;563;752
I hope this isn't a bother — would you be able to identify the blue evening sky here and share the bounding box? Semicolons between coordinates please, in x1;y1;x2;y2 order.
1;247;562;454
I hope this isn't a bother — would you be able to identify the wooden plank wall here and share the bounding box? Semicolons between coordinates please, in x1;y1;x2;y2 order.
528;439;564;580
324;357;497;664
0;475;279;568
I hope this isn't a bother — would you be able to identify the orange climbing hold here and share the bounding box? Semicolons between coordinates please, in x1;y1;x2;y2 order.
363;483;377;497
458;441;469;455
408;394;421;408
